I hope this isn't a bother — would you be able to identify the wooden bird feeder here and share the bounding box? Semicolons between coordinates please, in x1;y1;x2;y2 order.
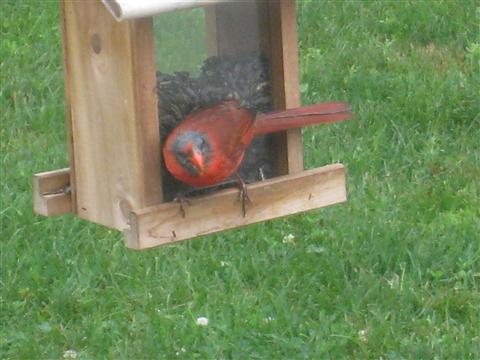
33;0;349;249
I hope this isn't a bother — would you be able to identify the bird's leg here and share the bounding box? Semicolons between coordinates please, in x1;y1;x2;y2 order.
235;173;251;217
258;167;266;181
174;193;191;218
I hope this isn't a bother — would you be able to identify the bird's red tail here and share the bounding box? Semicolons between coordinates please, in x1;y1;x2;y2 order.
253;102;353;135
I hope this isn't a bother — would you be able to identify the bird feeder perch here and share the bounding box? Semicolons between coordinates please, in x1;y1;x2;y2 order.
33;0;349;249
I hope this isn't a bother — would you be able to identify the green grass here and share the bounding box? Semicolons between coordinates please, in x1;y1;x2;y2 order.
154;8;207;74
1;1;479;359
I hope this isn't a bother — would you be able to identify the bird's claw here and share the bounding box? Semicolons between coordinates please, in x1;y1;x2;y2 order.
236;174;252;217
174;194;191;218
238;187;252;218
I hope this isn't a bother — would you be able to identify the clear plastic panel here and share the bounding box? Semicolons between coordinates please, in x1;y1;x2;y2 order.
153;3;277;200
154;8;207;74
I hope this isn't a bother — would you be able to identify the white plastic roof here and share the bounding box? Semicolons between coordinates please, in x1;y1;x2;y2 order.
102;0;232;21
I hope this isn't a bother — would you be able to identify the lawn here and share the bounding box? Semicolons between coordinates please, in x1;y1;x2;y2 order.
1;1;479;359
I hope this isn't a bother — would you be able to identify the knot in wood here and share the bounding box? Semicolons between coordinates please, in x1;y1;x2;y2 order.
90;33;101;54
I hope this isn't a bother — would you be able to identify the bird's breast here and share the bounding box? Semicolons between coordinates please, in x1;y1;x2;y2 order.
188;151;243;187
164;143;244;188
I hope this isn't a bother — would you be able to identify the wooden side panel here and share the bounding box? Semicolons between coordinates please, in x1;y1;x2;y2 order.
268;0;303;175
59;2;77;214
33;168;72;216
125;164;346;249
61;1;162;230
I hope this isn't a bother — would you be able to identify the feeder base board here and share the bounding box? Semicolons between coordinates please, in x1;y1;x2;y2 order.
33;164;347;249
125;163;347;249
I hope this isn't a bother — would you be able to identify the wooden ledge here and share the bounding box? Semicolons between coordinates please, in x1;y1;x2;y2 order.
124;163;347;249
33;168;72;216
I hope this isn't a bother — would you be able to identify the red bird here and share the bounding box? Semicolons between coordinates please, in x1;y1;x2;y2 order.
163;100;352;215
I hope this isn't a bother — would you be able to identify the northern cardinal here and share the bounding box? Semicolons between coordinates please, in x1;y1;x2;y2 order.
157;55;275;201
163;100;352;215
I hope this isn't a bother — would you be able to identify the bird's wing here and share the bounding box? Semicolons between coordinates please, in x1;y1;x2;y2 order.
189;100;256;158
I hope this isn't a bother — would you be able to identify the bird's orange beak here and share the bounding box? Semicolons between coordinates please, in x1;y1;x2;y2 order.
190;149;205;174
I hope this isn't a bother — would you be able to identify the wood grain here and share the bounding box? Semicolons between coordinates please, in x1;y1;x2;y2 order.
125;164;346;249
61;1;162;230
33;168;72;216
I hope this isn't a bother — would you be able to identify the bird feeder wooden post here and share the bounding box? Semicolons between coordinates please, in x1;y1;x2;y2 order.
33;0;348;250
